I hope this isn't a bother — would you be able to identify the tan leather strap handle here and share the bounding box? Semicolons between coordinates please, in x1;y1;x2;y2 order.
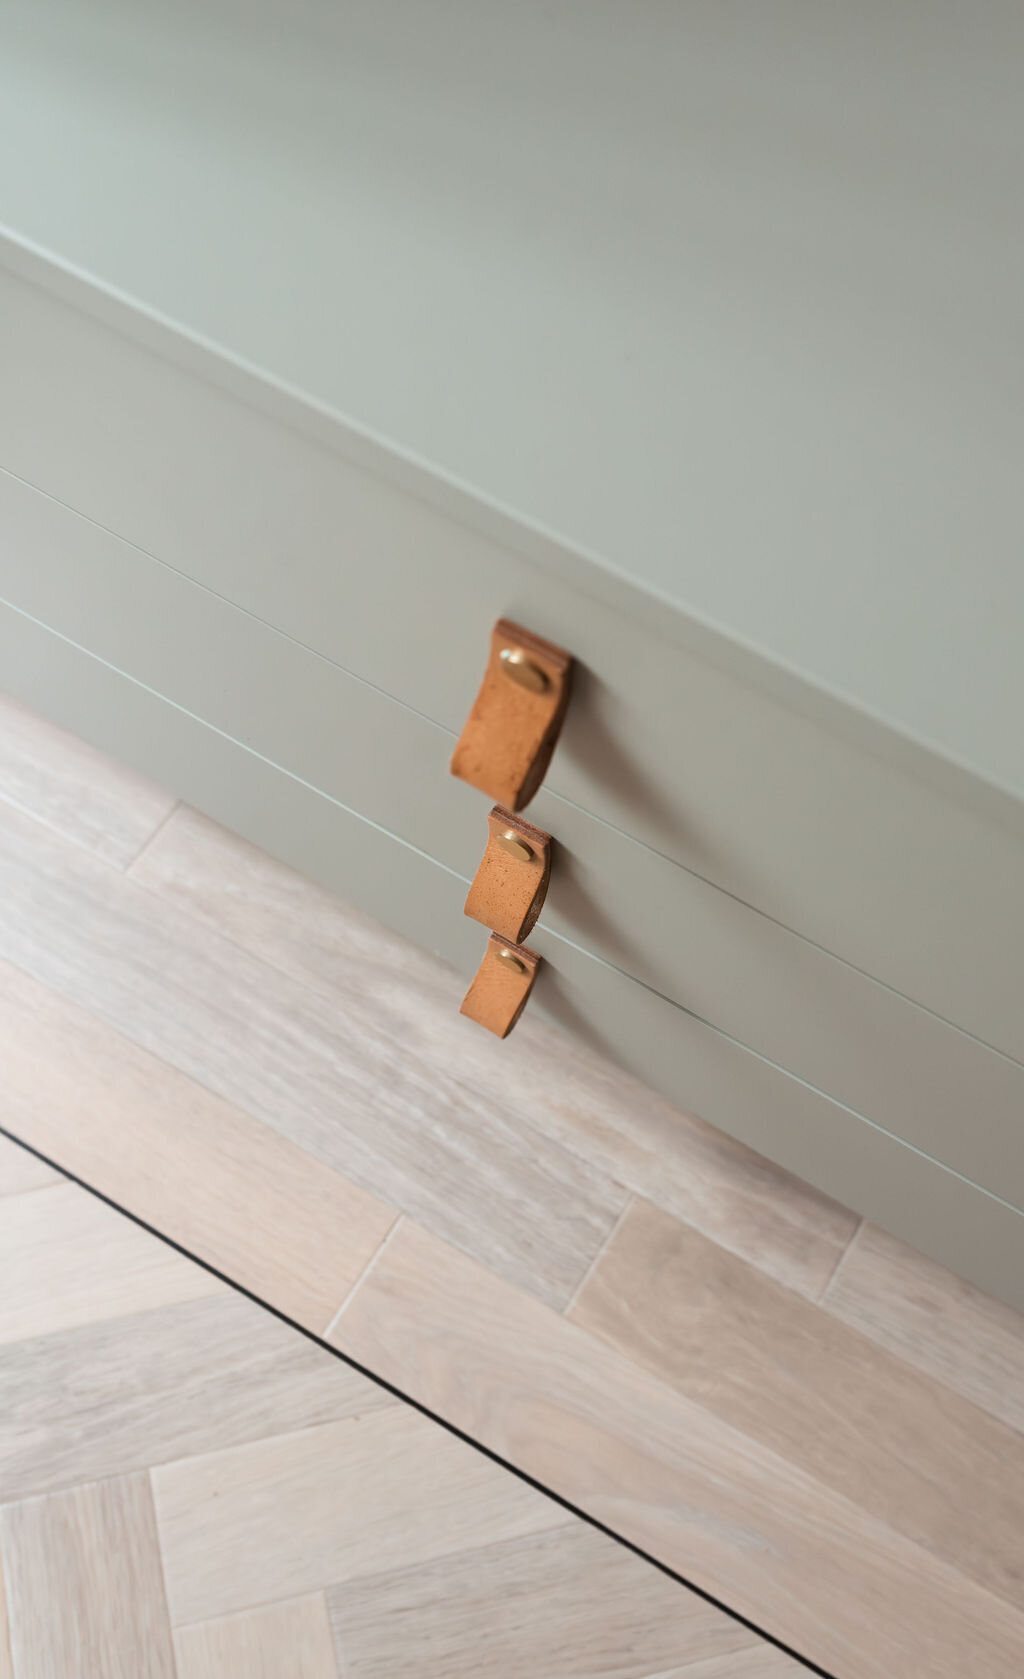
449;619;572;811
459;933;541;1039
463;805;552;946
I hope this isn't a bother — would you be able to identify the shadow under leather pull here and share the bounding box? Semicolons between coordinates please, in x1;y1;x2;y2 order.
459;932;541;1039
463;805;552;946
449;619;572;811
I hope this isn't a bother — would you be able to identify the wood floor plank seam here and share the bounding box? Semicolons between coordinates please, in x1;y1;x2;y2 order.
0;789;115;862
561;1192;639;1317
169;1582;344;1637
0;1181;58;1203
173;1593;341;1679
0;783;177;876
815;1217;864;1304
820;1220;1024;1435
148;1407;490;1509
121;796;183;875
0;693;180;870
0;1121;835;1679
147;1465;182;1673
322;1216;406;1342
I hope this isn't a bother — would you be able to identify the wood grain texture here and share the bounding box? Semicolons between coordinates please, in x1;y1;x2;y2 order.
1;709;1021;1677
153;1404;570;1627
0;1290;392;1504
0;798;624;1309
654;1654;809;1678
825;1220;1024;1434
327;1523;756;1679
0;1134;58;1198
132;804;858;1299
0;691;175;866
0;960;397;1333
570;1198;1024;1609
0;1182;217;1347
331;1218;1024;1679
1;1474;177;1679
0;1151;791;1678
174;1594;339;1679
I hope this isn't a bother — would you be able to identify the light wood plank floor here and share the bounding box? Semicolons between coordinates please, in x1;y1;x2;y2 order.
0;1150;796;1679
2;694;1024;1678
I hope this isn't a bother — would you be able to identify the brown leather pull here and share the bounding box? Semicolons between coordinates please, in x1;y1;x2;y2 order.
459;933;541;1039
463;806;552;945
449;619;572;811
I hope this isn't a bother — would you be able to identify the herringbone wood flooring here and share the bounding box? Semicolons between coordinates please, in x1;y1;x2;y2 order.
0;1150;795;1678
2;693;1024;1679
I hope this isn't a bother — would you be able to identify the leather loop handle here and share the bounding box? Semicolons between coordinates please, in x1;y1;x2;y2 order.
463;806;552;945
459;933;541;1039
449;619;572;811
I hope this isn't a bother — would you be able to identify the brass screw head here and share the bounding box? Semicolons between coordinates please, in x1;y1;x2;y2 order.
499;647;549;693
495;829;534;862
494;946;527;973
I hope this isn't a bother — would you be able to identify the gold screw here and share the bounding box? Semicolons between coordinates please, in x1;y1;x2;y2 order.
499;647;549;693
494;947;526;973
495;829;534;862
